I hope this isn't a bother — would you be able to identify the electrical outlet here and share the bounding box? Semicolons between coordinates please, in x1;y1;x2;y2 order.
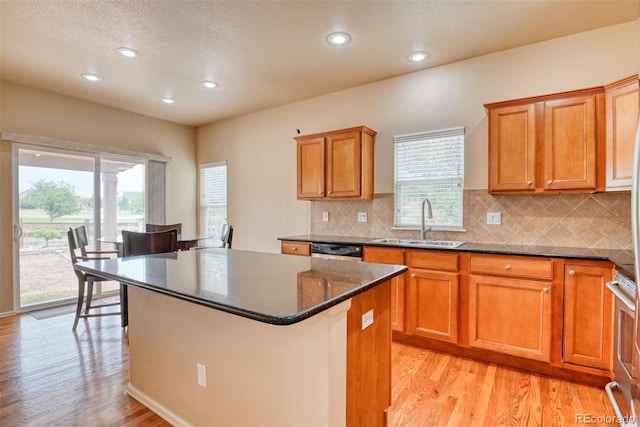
322;211;329;222
487;212;502;225
361;309;374;330
357;212;367;223
197;363;207;388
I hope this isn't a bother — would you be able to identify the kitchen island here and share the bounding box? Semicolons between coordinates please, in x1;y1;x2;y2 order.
75;248;406;427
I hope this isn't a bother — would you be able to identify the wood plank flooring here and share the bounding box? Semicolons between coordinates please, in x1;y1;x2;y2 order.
1;311;616;426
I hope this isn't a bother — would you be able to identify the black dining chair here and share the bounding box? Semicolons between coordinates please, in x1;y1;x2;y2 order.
145;222;182;234
121;229;178;257
68;226;121;332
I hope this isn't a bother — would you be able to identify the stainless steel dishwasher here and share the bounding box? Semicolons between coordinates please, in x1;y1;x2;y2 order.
310;242;362;261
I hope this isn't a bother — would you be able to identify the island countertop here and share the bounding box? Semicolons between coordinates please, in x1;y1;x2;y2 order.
74;247;406;326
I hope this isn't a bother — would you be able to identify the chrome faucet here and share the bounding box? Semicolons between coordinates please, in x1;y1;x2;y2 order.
421;198;434;240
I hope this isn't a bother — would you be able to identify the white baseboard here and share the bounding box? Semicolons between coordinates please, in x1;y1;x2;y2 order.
126;383;193;427
0;311;17;319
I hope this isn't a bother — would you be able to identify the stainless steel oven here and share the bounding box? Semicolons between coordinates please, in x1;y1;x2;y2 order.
606;272;638;426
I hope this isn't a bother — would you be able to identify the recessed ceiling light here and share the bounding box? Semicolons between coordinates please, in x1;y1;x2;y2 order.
327;32;351;46
81;73;102;82
117;47;140;58
408;51;430;62
201;81;219;89
162;97;176;104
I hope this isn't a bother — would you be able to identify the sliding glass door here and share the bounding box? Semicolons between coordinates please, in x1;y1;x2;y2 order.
14;145;145;310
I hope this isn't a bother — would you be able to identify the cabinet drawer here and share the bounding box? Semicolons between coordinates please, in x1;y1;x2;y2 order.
469;255;553;280
281;241;311;256
363;246;405;264
407;251;459;272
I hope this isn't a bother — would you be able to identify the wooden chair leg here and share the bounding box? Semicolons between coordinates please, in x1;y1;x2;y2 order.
84;281;94;314
72;278;86;332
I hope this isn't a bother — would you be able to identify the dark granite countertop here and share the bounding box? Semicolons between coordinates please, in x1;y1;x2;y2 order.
279;234;636;280
74;248;407;325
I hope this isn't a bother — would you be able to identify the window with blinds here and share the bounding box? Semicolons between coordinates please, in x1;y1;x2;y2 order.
394;127;464;230
200;161;227;236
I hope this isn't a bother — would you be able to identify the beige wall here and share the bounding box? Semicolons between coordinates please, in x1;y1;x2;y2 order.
0;82;197;314
197;21;640;253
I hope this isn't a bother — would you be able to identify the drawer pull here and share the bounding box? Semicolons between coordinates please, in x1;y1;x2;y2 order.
292;247;298;251
411;273;416;278
505;265;511;270
547;180;553;185
569;270;575;276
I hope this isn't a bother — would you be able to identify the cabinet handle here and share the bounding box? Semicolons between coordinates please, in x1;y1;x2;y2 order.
547;180;553;184
292;247;298;251
318;191;323;194
505;265;511;270
569;270;575;276
411;273;416;278
543;288;549;293
527;180;532;185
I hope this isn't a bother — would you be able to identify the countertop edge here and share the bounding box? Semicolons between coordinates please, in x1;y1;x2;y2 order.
75;262;408;326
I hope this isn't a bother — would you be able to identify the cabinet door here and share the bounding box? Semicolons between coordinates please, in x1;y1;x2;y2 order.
407;268;459;344
297;137;325;199
468;275;551;361
326;131;361;198
563;264;613;370
488;103;537;193
543;95;598;190
606;78;639;190
363;246;406;332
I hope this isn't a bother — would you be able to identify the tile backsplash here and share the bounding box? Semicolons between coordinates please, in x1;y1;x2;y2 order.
310;190;632;250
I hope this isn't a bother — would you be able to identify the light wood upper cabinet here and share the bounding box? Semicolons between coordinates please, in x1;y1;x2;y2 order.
488;103;537;192
605;75;639;191
563;263;613;371
543;95;600;191
295;126;376;200
486;88;605;194
296;137;325;199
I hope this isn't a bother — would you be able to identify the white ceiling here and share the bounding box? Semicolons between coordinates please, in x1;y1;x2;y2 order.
1;1;638;127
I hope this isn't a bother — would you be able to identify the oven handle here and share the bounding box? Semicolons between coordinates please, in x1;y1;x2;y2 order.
606;280;636;312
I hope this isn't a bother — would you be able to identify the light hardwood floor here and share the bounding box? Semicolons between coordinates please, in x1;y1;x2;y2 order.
1;310;616;426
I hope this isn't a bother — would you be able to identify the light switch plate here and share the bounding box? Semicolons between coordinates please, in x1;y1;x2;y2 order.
361;309;374;330
487;212;502;225
357;212;367;223
197;363;207;388
322;212;329;222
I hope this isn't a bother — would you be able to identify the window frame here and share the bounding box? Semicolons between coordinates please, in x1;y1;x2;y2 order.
199;161;228;237
393;127;465;231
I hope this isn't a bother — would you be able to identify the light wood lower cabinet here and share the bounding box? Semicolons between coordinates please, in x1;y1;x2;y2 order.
358;245;615;382
468;274;552;362
408;268;459;344
281;240;311;256
362;246;406;332
563;263;613;370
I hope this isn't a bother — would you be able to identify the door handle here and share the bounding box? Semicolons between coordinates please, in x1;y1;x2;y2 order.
13;225;23;241
606;280;635;311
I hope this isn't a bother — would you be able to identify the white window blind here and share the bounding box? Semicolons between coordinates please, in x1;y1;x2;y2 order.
200;161;227;236
394;127;464;229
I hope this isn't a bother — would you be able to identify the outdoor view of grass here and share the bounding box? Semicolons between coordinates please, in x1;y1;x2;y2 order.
19;208;142;307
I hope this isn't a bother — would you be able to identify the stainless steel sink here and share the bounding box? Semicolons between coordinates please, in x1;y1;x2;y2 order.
371;238;465;248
